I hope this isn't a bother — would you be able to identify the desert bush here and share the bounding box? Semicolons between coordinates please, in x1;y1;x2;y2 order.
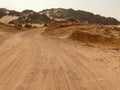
33;26;37;28
113;27;120;31
66;18;78;23
44;23;48;26
24;24;32;28
14;23;22;30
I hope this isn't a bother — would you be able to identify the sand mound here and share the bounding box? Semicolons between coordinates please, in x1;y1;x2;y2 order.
43;21;120;47
69;30;114;44
45;20;80;31
0;23;21;44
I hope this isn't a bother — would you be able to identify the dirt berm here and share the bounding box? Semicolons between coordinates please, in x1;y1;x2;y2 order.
43;21;120;47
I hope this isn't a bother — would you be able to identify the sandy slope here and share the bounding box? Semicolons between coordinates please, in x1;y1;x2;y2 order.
0;28;120;90
0;15;18;24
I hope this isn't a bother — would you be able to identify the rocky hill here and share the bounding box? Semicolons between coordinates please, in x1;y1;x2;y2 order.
0;8;120;25
9;10;52;24
40;8;120;25
0;8;20;18
0;8;20;24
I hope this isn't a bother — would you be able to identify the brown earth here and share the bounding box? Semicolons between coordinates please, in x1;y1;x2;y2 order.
0;23;120;90
0;23;20;44
43;22;120;48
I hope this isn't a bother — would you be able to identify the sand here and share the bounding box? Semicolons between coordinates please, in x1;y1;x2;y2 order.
0;27;120;90
0;15;18;24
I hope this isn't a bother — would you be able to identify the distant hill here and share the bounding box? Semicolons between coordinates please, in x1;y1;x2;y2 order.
0;8;20;24
9;10;52;24
0;8;20;18
40;8;120;25
0;8;120;25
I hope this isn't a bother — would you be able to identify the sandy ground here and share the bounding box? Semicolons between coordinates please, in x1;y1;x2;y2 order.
0;27;120;90
0;15;18;24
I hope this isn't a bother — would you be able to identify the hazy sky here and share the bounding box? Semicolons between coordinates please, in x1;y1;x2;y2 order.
0;0;120;20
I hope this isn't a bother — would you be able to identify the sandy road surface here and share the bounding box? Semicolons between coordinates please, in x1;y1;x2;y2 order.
0;28;120;90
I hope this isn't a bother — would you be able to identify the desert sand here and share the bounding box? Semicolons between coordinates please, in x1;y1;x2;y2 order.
0;15;18;24
0;26;120;90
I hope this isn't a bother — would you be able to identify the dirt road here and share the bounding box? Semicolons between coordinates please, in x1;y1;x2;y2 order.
0;28;120;90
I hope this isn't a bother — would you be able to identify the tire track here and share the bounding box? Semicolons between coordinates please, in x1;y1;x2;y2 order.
0;48;27;89
55;44;118;90
0;28;120;90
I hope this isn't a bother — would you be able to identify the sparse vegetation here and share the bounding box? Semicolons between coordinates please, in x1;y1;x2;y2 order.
32;26;37;28
14;23;22;30
24;24;32;28
44;23;48;26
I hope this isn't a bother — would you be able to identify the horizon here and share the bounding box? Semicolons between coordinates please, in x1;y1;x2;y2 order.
0;0;120;20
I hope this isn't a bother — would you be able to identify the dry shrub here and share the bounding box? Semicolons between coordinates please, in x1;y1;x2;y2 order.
14;23;22;30
24;24;32;28
113;27;120;31
33;26;37;28
44;23;48;27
